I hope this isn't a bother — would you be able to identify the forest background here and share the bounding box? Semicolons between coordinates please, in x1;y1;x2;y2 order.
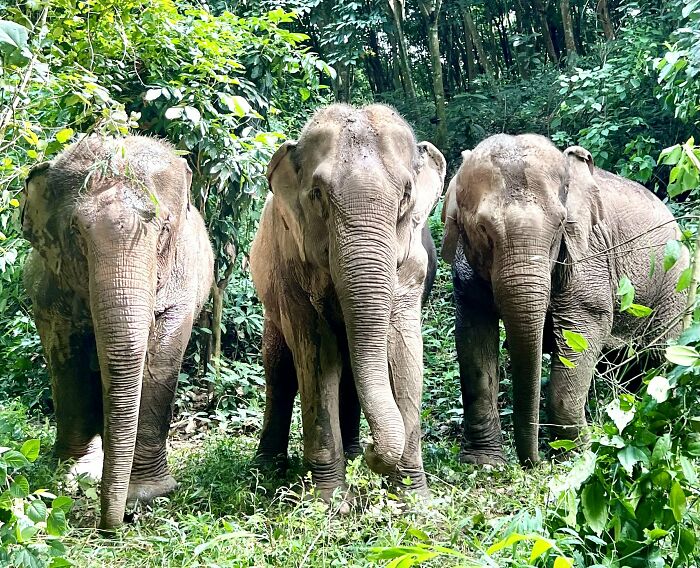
0;0;700;566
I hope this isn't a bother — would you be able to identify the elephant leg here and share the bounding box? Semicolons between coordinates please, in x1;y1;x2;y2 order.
388;286;427;493
255;316;298;470
127;309;192;506
549;312;607;446
339;347;361;460
281;311;346;504
35;315;103;478
453;263;504;465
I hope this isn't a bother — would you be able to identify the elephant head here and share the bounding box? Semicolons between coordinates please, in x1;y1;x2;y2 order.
447;134;602;466
267;104;445;473
23;136;194;529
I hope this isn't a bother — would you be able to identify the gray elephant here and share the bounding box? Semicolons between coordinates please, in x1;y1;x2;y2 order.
250;103;446;503
22;136;214;529
441;134;688;467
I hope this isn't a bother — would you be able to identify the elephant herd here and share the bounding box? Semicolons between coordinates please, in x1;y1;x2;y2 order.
20;103;687;530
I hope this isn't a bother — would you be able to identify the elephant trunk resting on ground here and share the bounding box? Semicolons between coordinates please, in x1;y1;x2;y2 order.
22;136;213;529
442;134;688;467
251;103;445;503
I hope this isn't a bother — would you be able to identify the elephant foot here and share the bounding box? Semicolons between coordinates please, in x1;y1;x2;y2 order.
252;452;289;474
344;444;363;462
312;484;355;515
126;474;178;507
63;438;104;482
459;449;507;466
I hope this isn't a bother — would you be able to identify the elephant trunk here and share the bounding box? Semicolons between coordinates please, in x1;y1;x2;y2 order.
334;223;405;474
87;235;156;530
493;243;551;467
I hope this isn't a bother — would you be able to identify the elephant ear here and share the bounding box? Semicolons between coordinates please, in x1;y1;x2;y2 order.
440;176;459;264
266;140;307;262
22;161;52;244
562;145;603;261
440;150;470;264
412;141;446;231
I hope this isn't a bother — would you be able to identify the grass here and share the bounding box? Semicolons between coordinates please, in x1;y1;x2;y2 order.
0;253;579;566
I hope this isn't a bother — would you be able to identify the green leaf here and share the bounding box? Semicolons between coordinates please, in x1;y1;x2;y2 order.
616;276;635;311
529;537;553;561
144;88;162;101
183;106;201;125
553;558;573;568
562;329;588;352
581;481;608;535
220;94;251;117
549;439;576;451
10;474;29;498
20;439;40;462
651;433;671;465
618;445;647;475
55;128;74;144
0;20;31;67
407;527;430;542
164;107;184;120
606;398;635;434
4;449;29;468
647;376;671;403
51;495;73;514
665;345;700;366
487;532;531;555
670;481;686;522
680;456;698;484
26;499;47;523
47;508;67;536
663;240;682;271
558;355;576;368
676;267;693;292
626;303;653;317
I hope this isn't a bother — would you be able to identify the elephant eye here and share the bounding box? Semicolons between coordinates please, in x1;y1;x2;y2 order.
310;186;321;201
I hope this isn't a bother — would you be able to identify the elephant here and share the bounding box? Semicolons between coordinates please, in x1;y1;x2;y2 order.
22;135;214;529
441;134;688;467
250;103;446;504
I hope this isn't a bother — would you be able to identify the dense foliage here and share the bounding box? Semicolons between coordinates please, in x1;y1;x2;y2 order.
0;0;699;565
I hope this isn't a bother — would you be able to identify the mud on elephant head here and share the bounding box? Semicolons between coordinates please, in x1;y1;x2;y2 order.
22;136;213;529
261;103;446;478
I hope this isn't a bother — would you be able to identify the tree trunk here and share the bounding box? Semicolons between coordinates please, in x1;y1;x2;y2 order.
387;0;418;106
460;19;477;88
596;0;614;40
461;5;494;83
419;0;447;147
531;0;558;64
560;0;577;60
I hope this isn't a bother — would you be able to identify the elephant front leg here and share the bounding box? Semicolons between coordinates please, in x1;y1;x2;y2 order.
454;269;504;465
128;309;192;506
339;354;362;460
255;316;298;471
549;310;607;448
35;315;103;479
388;292;428;493
281;313;347;505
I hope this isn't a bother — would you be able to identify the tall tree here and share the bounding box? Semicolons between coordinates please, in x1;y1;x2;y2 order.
461;2;495;83
597;0;615;40
387;0;418;106
560;0;577;59
531;0;558;63
418;0;447;146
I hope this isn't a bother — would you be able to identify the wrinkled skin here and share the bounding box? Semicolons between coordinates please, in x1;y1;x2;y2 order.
22;136;213;529
441;134;688;467
250;104;445;503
